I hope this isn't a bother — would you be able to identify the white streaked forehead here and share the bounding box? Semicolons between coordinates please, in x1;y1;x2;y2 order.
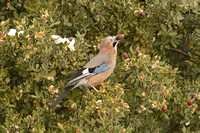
100;36;116;49
101;36;115;44
104;36;115;40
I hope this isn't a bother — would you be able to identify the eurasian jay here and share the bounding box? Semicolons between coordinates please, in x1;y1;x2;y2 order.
50;34;124;109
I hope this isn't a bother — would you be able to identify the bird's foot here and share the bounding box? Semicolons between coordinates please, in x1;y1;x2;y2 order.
92;86;99;92
88;83;99;92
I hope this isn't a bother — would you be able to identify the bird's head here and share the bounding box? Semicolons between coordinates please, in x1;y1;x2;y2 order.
100;34;125;51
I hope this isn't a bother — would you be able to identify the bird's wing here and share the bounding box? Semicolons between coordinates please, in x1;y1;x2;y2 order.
50;62;109;109
50;56;110;109
66;61;109;87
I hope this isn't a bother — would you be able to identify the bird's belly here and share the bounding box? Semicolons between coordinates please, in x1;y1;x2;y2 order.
86;68;113;86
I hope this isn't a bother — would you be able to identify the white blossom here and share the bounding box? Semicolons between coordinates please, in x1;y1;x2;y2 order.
7;30;76;51
96;100;102;104
18;31;24;37
7;29;24;37
51;35;63;44
7;29;16;36
68;38;75;51
51;35;76;51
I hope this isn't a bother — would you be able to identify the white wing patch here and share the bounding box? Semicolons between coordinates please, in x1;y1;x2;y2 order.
82;68;89;74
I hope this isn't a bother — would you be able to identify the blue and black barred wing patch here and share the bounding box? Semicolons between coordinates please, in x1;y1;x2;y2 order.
66;62;108;87
93;62;108;74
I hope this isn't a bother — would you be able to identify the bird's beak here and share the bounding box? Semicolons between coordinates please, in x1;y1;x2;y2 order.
112;34;124;49
113;34;125;47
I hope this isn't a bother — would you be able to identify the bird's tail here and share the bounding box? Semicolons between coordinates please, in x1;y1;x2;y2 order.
50;86;73;109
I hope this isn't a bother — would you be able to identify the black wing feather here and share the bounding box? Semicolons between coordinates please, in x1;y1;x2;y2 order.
70;68;85;80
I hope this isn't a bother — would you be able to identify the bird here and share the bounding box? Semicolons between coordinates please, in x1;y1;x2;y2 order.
50;34;125;109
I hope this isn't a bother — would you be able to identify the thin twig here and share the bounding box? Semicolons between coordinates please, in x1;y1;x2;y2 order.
170;48;191;58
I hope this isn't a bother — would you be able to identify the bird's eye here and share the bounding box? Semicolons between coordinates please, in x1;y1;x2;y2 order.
111;39;113;42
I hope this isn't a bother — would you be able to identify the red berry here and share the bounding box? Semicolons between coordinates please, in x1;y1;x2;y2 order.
134;111;139;115
68;37;73;42
192;93;197;99
140;11;146;17
153;83;158;86
162;105;167;112
136;49;142;55
40;10;43;14
123;52;129;60
187;100;192;106
116;34;125;40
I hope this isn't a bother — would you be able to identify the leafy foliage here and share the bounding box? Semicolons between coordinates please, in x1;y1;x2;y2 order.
0;0;200;132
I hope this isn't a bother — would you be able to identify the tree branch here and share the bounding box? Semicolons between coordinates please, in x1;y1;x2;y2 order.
170;48;191;58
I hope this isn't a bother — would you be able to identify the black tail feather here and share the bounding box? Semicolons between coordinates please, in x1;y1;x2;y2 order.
50;86;73;109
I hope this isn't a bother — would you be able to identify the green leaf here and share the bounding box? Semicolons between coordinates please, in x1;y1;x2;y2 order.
182;126;186;133
171;38;177;48
5;77;10;83
169;31;177;36
195;29;200;34
161;24;167;32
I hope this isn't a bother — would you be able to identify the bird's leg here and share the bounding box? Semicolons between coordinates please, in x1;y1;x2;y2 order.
85;86;89;90
88;83;99;92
